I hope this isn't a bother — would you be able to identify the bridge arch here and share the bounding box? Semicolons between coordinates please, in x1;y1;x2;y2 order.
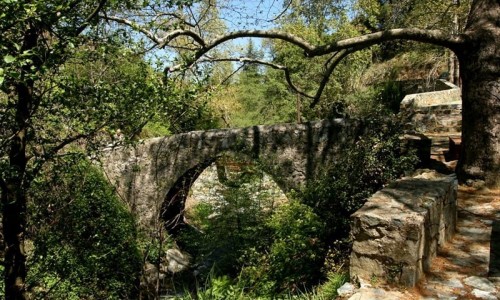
160;151;291;236
100;119;360;230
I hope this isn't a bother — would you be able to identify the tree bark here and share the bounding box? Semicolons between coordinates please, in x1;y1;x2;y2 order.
455;0;500;186
2;87;30;299
1;24;38;300
2;183;28;300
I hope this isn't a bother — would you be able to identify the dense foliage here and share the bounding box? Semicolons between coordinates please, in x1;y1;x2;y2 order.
179;164;327;297
301;112;419;248
177;106;418;297
23;158;141;299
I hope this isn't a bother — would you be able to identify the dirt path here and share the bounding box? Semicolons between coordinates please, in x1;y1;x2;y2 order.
417;186;500;299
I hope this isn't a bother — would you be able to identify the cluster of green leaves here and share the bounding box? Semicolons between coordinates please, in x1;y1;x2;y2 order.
25;157;142;299
178;160;326;298
34;44;170;142
180;163;274;277
238;200;326;295
30;41;216;142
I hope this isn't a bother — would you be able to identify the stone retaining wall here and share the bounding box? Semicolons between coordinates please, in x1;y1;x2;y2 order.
349;170;457;287
400;80;462;133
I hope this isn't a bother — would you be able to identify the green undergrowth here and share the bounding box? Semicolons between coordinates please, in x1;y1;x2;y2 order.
174;268;348;300
173;109;418;299
25;157;142;299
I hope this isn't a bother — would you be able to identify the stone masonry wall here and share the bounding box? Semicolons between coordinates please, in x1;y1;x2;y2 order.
349;170;457;287
400;80;462;133
99;119;361;229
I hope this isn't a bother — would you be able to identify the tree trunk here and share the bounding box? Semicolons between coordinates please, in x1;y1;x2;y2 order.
1;24;38;300
2;85;31;300
2;92;29;299
456;0;500;186
2;183;28;300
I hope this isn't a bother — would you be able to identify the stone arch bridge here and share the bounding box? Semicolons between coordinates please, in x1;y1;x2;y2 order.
100;119;369;231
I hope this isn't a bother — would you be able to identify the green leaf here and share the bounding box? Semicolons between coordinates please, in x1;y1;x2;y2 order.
3;55;16;64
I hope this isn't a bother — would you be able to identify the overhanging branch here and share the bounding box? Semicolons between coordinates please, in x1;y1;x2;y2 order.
106;15;466;107
310;28;464;56
185;56;315;100
106;14;465;59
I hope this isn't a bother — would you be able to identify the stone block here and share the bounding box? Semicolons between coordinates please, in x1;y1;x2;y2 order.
349;170;457;287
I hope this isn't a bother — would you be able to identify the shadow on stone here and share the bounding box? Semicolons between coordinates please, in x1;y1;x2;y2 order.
489;219;500;277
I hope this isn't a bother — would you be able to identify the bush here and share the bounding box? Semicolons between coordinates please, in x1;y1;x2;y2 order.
179;162;327;297
180;166;274;279
26;157;142;299
300;111;418;250
240;200;326;294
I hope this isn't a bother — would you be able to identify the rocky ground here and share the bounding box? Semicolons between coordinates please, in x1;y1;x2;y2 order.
417;186;500;299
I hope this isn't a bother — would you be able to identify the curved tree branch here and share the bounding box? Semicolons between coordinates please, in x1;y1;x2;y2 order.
105;16;467;107
75;0;108;36
103;15;164;44
190;28;463;62
207;30;315;53
106;14;466;70
310;49;353;107
164;28;464;73
310;28;464;56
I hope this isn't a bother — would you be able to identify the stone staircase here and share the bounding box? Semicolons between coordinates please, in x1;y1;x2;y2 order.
398;80;462;166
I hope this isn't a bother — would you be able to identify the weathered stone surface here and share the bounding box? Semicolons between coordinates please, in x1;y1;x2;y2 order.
443;278;464;289
464;276;497;293
349;170;457;287
99;119;361;229
166;248;190;273
400;80;461;134
337;282;356;297
471;289;498;300
400;80;461;108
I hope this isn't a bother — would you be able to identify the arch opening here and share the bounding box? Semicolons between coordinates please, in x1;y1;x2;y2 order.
160;152;290;276
160;152;288;237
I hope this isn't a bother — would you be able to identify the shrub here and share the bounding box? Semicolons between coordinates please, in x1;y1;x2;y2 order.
264;200;326;293
180;167;273;279
26;157;142;299
300;111;418;250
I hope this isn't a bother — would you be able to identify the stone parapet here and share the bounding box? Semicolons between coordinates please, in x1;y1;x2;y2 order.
400;80;462;134
349;170;457;287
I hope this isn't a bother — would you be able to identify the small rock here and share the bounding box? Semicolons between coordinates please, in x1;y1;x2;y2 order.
337;282;356;297
437;293;458;300
348;288;405;300
443;278;463;289
166;248;190;273
464;276;496;292
437;294;457;300
471;289;498;300
358;278;372;289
